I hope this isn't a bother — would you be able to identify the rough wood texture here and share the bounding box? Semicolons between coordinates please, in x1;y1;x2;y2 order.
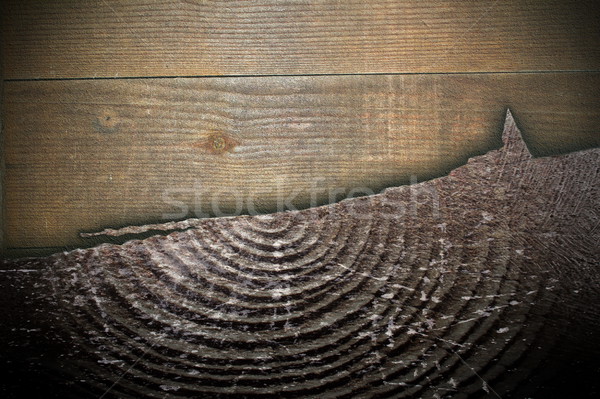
1;112;599;398
3;72;600;252
2;0;599;79
0;66;5;253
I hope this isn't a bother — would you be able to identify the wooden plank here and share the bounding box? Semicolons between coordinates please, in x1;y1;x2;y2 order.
4;73;600;253
2;0;599;79
0;63;4;253
3;72;600;251
0;44;8;256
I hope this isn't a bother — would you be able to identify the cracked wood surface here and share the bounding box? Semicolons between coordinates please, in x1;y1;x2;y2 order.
1;112;598;398
2;0;599;79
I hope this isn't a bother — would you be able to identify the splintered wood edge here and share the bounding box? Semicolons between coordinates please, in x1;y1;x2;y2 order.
4;72;600;251
81;109;523;239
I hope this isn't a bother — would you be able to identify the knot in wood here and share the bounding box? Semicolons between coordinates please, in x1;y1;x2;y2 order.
93;109;119;133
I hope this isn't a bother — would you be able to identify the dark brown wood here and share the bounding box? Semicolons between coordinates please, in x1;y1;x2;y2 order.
0;58;4;254
2;112;598;397
3;72;600;253
2;0;599;79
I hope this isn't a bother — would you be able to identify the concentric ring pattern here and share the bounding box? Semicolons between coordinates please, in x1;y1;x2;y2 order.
2;111;599;398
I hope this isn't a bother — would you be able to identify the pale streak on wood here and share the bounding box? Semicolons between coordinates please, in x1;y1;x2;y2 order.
2;0;599;79
79;218;206;238
3;72;600;250
1;112;598;397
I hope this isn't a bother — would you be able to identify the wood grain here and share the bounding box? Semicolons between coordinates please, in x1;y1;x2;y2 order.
3;72;600;252
0;63;4;253
2;113;598;397
2;0;600;79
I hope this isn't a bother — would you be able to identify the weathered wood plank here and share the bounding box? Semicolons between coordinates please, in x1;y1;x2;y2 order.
3;72;600;251
2;0;599;79
0;66;5;254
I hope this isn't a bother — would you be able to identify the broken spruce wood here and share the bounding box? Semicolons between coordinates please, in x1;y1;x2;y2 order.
5;72;600;251
1;111;599;398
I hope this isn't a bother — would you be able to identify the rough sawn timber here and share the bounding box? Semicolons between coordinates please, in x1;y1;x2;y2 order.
1;111;599;398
